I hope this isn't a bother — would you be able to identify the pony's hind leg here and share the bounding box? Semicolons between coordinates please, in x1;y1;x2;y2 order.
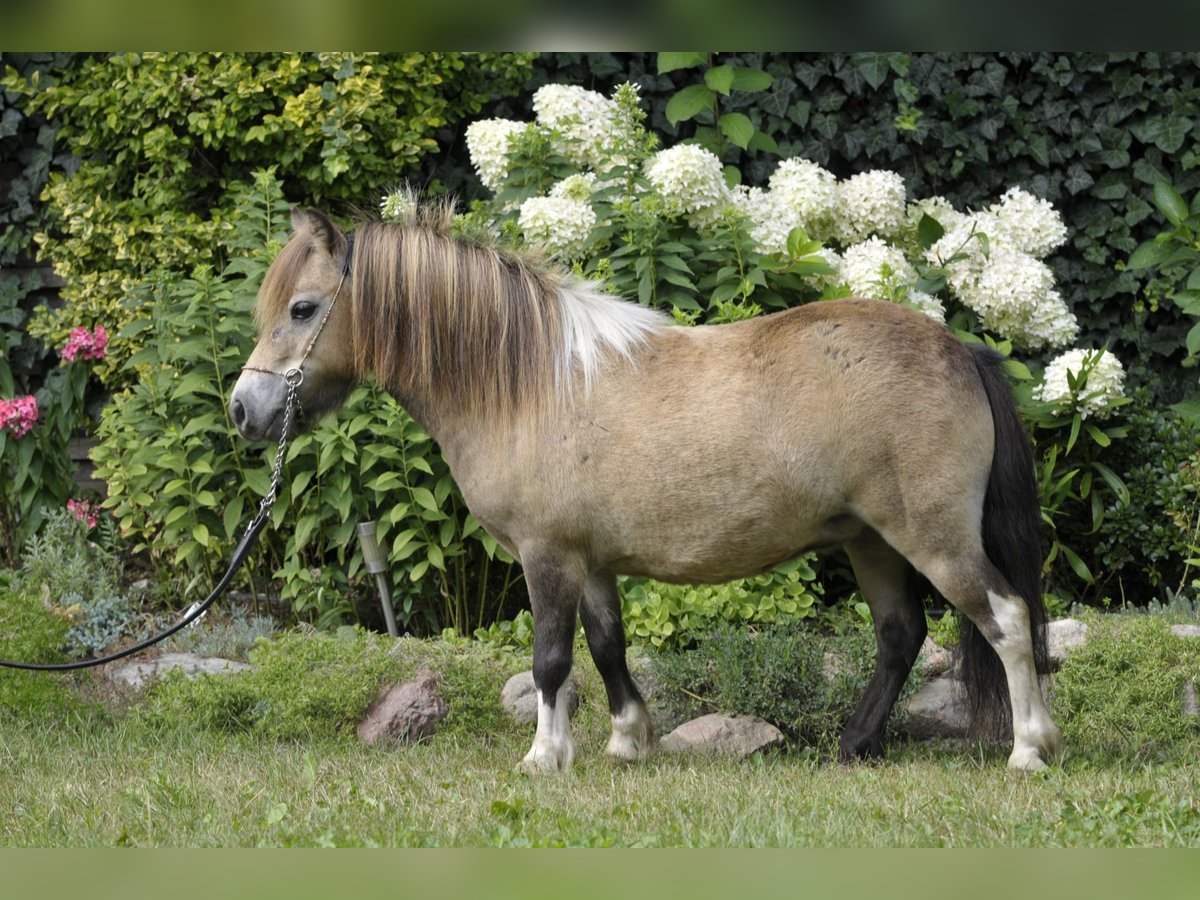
917;551;1061;771
518;554;583;774
839;532;927;762
581;572;654;762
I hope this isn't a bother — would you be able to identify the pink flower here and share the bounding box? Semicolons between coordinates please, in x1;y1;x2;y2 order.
0;395;39;438
68;498;99;529
62;325;109;362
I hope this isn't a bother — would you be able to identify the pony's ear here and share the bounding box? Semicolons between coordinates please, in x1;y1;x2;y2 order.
290;208;346;259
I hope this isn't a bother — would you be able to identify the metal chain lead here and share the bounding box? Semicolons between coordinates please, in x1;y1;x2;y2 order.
256;367;304;520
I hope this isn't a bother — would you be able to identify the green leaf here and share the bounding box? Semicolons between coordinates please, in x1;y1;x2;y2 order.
718;113;754;149
410;486;438;512
657;52;707;74
1126;239;1169;270
1059;543;1094;583
1187;321;1200;357
1152;180;1189;227
730;67;773;92
917;213;945;250
705;65;735;95
666;84;715;125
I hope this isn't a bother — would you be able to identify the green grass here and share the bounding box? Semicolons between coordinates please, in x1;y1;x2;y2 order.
3;582;1199;847
2;712;1198;847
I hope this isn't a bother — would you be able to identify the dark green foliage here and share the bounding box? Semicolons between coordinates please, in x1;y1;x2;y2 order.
1081;389;1200;600
650;619;881;750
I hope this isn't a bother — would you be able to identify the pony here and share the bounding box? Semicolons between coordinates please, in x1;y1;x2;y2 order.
229;204;1061;773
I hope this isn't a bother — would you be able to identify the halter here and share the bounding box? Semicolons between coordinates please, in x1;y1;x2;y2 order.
240;233;355;392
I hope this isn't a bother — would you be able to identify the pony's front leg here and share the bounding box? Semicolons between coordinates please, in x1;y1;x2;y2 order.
581;572;653;762
517;556;583;775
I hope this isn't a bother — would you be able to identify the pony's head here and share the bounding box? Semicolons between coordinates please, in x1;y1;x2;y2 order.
230;208;357;442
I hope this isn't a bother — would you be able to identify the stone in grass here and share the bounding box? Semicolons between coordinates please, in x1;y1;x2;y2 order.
357;667;449;746
1047;618;1089;668
904;676;970;740
109;652;248;689
501;670;580;725
659;713;784;760
1170;624;1200;639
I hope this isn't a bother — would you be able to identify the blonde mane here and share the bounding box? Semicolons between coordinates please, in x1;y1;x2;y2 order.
346;205;667;417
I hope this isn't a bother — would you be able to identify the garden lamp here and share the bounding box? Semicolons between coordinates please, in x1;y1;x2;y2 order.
356;520;400;638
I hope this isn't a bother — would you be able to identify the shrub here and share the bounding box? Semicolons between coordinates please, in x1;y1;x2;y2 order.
2;52;536;388
650;618;880;750
619;558;822;649
143;627;525;742
1053;613;1200;760
91;169;527;634
0;572;82;716
453;71;1131;603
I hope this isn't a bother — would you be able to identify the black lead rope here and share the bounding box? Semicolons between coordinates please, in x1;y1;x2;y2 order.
0;368;303;672
0;511;272;671
2;233;353;674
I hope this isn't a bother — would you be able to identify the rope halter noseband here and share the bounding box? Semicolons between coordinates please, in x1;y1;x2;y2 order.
240;232;354;519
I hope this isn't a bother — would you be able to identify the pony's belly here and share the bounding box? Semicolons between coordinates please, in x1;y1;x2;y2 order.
601;512;861;584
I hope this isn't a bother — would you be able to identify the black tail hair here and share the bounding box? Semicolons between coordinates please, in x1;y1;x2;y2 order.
960;344;1049;739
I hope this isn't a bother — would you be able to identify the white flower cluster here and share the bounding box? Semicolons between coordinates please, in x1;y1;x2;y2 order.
835;170;908;243
532;84;622;171
644;144;730;224
924;188;1076;350
465;118;525;193
839;237;945;322
1034;349;1127;419
549;172;597;202
517;195;596;260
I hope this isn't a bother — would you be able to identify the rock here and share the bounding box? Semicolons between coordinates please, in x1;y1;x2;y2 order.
1170;624;1200;639
500;670;580;725
916;636;955;678
356;667;448;746
108;652;248;689
1048;618;1089;667
904;676;970;739
659;713;784;759
1183;684;1199;718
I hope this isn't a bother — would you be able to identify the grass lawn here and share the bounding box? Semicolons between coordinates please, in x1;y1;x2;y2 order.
3;678;1199;848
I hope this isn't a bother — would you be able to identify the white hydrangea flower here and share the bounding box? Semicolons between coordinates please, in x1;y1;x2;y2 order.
835;170;908;243
923;213;995;295
549;173;598;202
517;196;596;259
380;190;416;221
989;187;1068;258
768;158;838;240
957;247;1078;349
465;118;525;193
905;195;967;235
532;84;621;171
903;290;947;323
1034;348;1127;419
839;237;918;298
730;185;797;255
644;144;730;220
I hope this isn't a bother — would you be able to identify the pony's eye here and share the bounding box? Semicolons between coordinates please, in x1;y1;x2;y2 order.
290;300;318;322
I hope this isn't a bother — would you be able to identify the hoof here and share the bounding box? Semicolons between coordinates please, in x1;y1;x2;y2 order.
517;737;574;775
1007;746;1050;772
605;706;654;763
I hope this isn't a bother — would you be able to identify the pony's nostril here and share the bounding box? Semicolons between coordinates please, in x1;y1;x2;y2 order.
231;398;247;430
